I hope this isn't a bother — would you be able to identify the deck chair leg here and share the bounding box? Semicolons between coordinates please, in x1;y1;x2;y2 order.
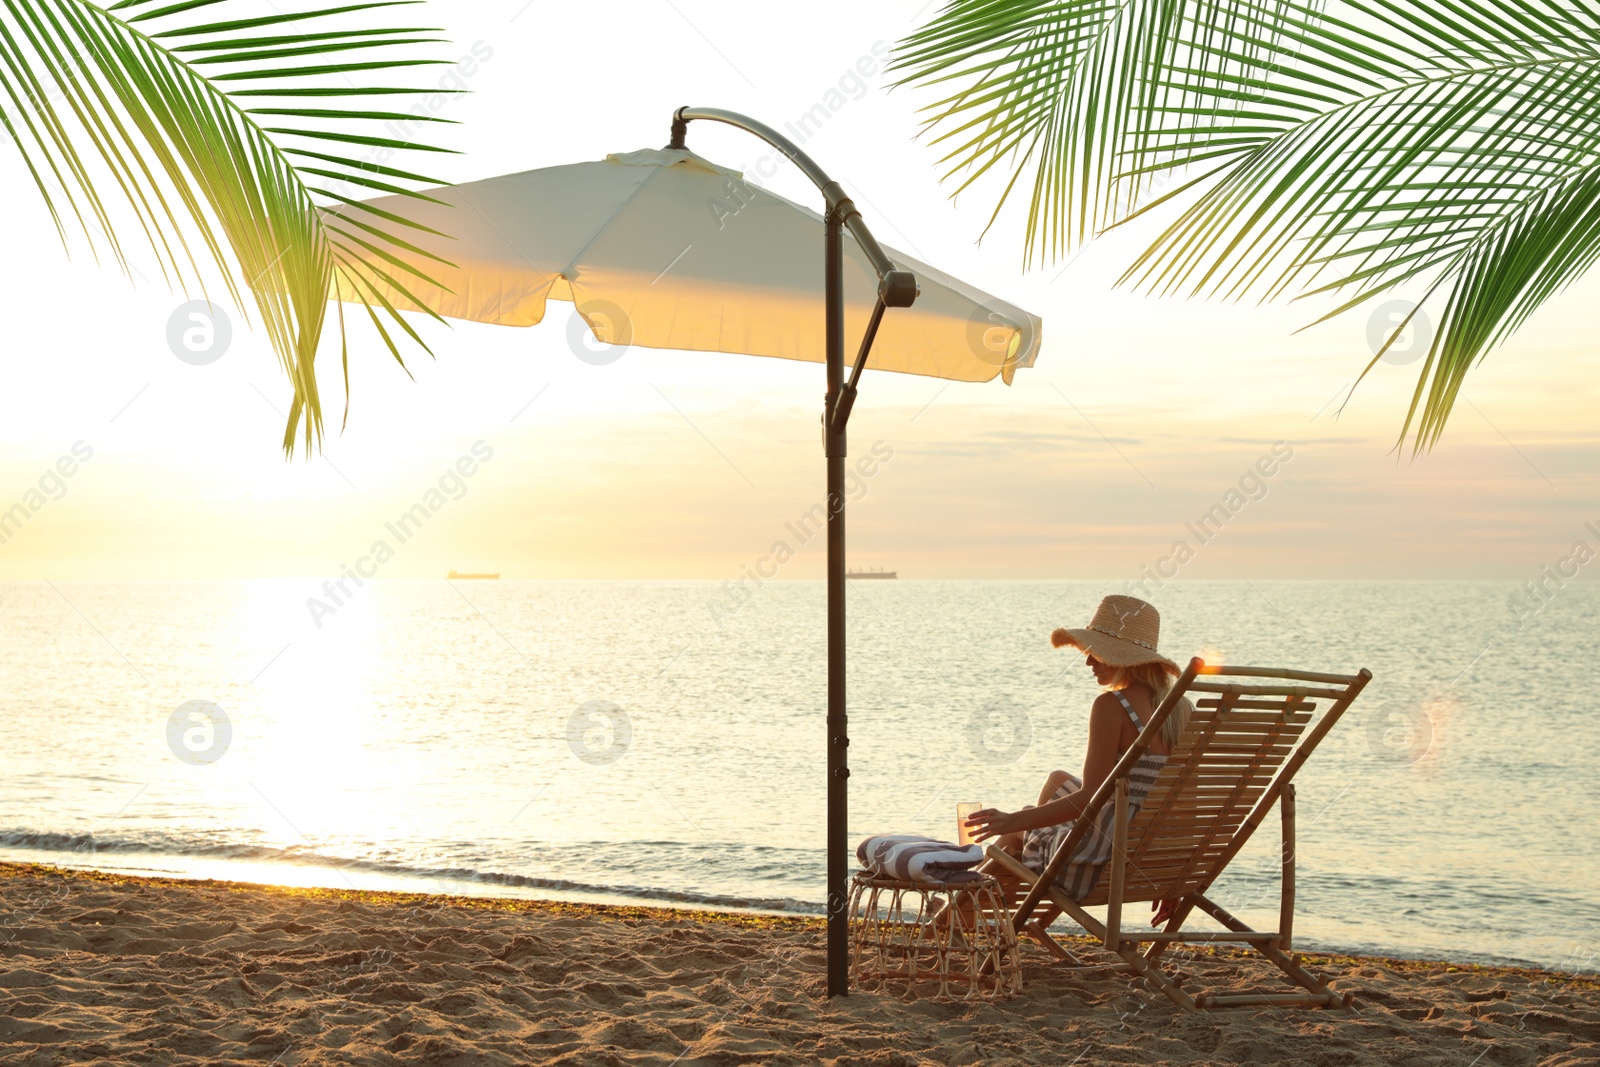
1046;896;1167;985
1104;779;1129;951
1053;896;1107;941
1022;918;1077;962
1143;897;1197;964
1018;903;1080;961
1260;944;1356;1012
1280;784;1296;953
1191;893;1253;933
1115;944;1197;1011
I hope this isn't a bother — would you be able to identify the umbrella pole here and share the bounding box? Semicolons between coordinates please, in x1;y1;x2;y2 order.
824;207;849;999
668;107;917;997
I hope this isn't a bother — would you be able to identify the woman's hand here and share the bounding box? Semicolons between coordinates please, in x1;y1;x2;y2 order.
962;807;1017;843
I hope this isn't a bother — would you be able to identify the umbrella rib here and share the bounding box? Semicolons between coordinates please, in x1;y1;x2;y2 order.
651;243;694;286
558;164;668;283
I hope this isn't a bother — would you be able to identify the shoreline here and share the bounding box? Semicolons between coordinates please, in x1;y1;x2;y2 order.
4;861;1593;986
1;861;823;933
5;852;1589;976
5;862;1600;1066
0;844;824;918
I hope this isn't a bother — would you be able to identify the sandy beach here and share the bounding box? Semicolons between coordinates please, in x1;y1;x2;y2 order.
2;863;1596;1066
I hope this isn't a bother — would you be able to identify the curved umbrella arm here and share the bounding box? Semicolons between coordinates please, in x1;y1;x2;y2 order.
670;106;918;310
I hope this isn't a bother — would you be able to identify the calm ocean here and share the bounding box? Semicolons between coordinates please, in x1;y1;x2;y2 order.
2;579;1595;972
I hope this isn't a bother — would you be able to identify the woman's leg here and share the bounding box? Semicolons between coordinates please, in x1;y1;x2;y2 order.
995;770;1076;855
1035;769;1073;808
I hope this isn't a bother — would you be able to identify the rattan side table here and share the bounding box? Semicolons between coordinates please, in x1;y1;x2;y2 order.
847;872;1022;1001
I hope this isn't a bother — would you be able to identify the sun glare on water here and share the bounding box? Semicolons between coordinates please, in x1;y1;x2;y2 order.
234;580;394;851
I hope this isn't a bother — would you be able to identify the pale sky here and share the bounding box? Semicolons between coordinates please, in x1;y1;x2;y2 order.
0;0;1596;582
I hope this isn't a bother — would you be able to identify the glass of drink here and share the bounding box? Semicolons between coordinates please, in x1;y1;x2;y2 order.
956;802;982;846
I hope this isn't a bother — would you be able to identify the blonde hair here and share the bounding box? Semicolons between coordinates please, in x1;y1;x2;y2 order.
1108;662;1192;750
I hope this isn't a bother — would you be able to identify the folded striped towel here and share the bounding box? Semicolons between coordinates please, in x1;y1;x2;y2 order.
856;834;985;884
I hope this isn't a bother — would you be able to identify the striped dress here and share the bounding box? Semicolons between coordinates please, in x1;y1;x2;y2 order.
1020;690;1167;901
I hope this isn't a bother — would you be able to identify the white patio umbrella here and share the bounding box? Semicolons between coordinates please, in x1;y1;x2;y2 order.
332;108;1041;994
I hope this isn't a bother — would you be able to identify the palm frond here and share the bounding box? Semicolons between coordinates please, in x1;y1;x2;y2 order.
1113;1;1600;449
890;0;1314;265
0;0;460;453
895;0;1600;450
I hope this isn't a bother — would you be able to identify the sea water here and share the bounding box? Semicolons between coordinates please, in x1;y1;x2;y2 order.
2;578;1595;972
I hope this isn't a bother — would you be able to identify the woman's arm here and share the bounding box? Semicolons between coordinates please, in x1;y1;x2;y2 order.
966;693;1129;841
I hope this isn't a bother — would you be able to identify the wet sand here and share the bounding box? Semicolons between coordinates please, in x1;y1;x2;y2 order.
2;862;1596;1065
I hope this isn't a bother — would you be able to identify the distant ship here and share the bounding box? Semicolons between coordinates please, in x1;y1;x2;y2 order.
447;570;501;580
846;568;897;580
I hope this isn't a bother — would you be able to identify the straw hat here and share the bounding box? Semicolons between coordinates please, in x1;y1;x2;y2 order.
1052;595;1179;674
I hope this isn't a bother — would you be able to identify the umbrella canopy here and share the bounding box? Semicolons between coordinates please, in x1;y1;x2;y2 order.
334;147;1040;382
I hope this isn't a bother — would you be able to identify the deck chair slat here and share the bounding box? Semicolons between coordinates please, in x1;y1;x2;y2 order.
1148;782;1270;794
1151;786;1276;801
1128;839;1236;858
1126;851;1235;870
1197;720;1310;736
1191;703;1316;717
1197;664;1364;684
1116;875;1218;896
1123;871;1226;888
1133;823;1239;839
1155;765;1281;779
1152;772;1278;785
1148;797;1270;808
1143;790;1269;806
1124;864;1229;886
1205;711;1310;724
1134;816;1257;837
1203;722;1312;734
1132;834;1222;848
1125;847;1234;868
1127;852;1233;871
1136;808;1259;827
1171;782;1278;793
1134;836;1237;854
1176;728;1300;744
1154;768;1279;778
1188;681;1347;699
1150;777;1277;794
1187;703;1310;716
1143;799;1268;813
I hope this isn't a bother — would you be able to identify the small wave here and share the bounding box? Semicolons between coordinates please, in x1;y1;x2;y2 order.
0;829;824;916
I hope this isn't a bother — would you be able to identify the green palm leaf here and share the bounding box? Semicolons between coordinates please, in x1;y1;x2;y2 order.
0;0;459;453
894;1;1600;449
891;0;1302;263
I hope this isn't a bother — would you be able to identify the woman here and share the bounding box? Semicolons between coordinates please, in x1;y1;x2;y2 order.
964;594;1191;923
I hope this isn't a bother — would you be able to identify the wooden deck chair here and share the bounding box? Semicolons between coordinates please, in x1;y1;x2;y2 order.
981;657;1372;1011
